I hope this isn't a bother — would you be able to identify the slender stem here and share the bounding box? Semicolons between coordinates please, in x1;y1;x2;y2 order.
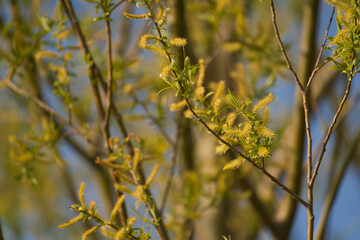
5;74;105;149
306;7;335;90
160;127;180;213
303;92;314;240
310;76;353;186
110;0;127;13
132;94;175;146
315;127;360;240
102;3;114;149
270;0;304;92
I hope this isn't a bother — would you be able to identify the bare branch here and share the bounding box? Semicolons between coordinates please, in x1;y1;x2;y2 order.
102;4;114;149
315;122;360;240
306;7;335;90
310;77;353;186
110;0;127;13
160;128;180;213
270;0;304;92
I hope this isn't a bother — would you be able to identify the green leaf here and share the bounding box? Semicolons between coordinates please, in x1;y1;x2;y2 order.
157;86;173;95
325;56;333;61
226;90;240;109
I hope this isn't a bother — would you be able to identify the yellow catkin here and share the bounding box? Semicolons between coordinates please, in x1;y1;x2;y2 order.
123;12;148;20
110;195;126;222
82;225;101;240
138;34;158;48
208;123;220;132
170;99;187;112
145;44;167;56
253;92;273;113
211;81;225;113
115;228;126;240
226;112;237;127
126;216;136;227
88;201;96;214
114;184;137;198
184;109;194;118
160;64;172;80
257;147;269;157
58;215;83;229
263;106;270;125
101;226;116;237
238;122;251;137
145;164;159;185
216;143;229;155
138;34;167;56
136;186;145;201
155;0;164;20
197;59;205;87
257;126;275;137
195;59;206;100
223;158;244;170
213;98;222;114
133;148;140;170
169;38;187;47
78;182;86;207
195;87;205;100
158;8;170;27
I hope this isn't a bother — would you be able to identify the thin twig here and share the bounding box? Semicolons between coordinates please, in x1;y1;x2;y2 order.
315;124;360;240
304;77;314;240
132;94;175;146
110;0;127;13
306;7;335;90
310;76;353;186
160;127;180;213
102;3;114;149
270;0;304;92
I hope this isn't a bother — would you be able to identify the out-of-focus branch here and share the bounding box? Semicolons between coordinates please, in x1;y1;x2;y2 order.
270;0;304;92
310;77;353;186
5;72;103;152
0;219;4;240
306;8;335;89
315;123;360;240
237;178;286;239
102;5;114;150
160;127;180;213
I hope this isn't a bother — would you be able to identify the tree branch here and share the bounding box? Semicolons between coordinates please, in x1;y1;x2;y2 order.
315;125;360;240
270;0;304;92
310;77;353;186
306;7;335;90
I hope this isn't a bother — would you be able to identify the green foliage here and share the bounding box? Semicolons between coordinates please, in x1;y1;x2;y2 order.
58;182;149;240
325;0;360;77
